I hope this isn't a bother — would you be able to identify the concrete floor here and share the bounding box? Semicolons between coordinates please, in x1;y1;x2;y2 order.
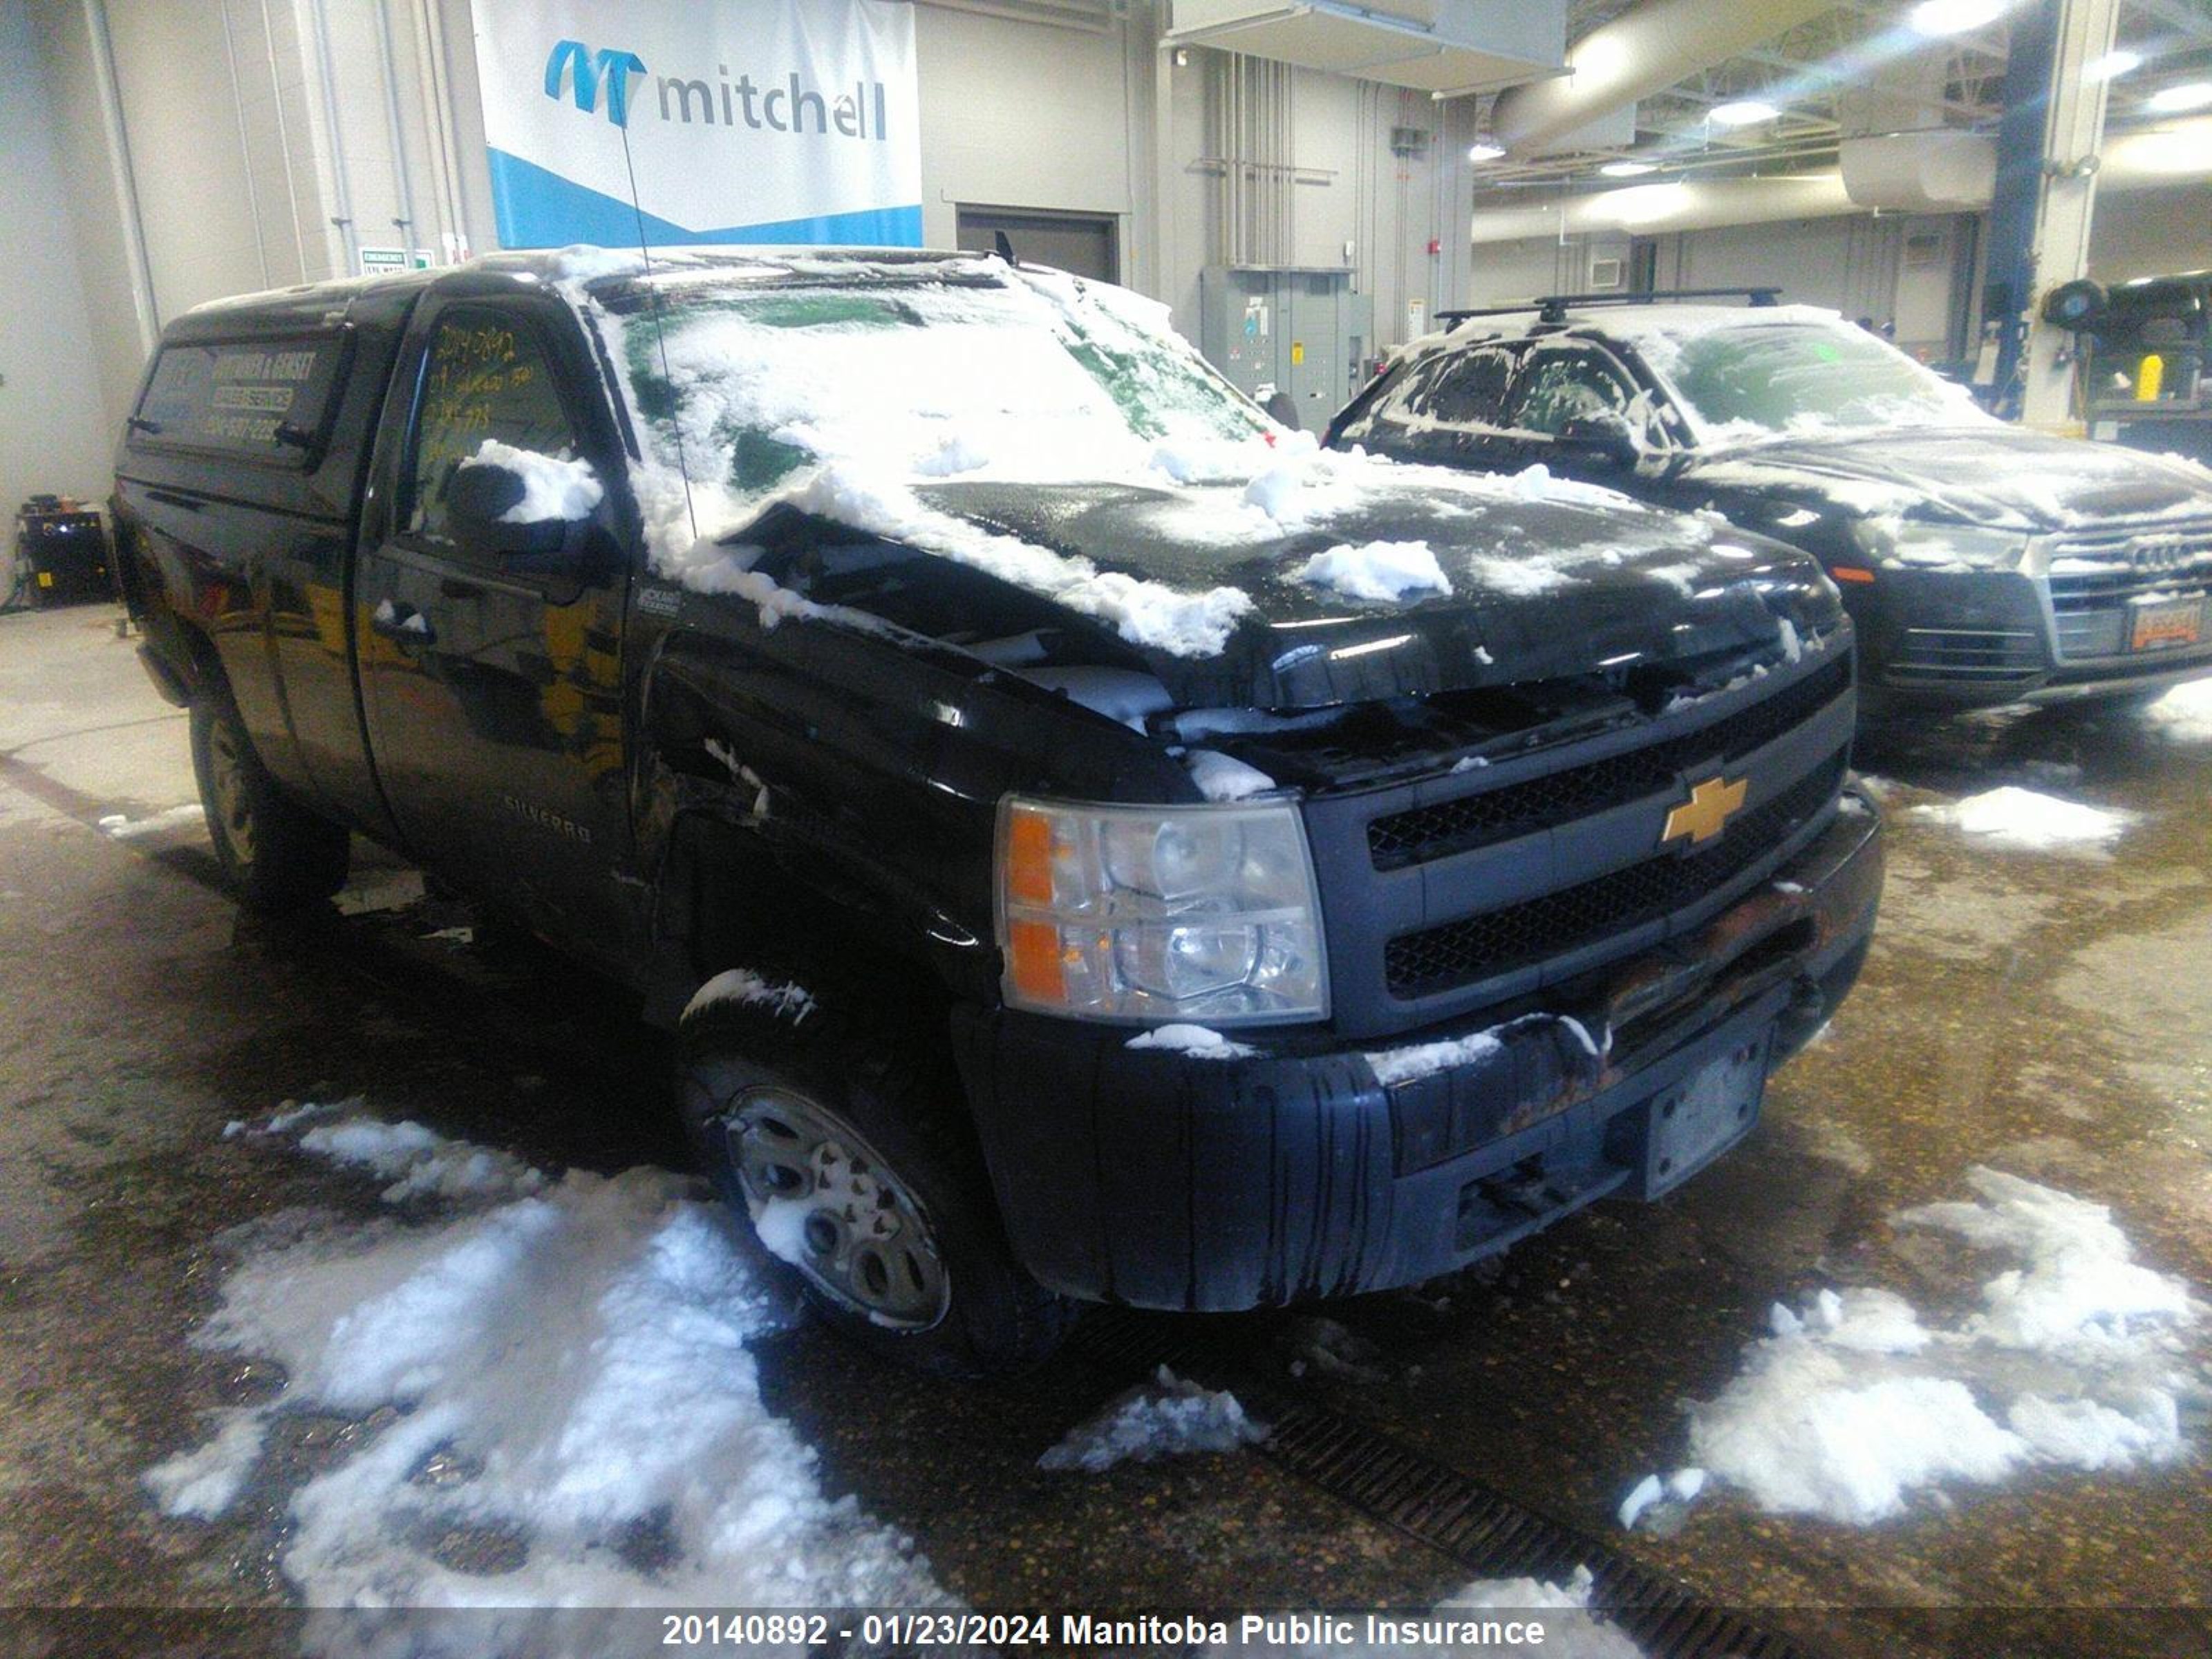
1;601;2206;1656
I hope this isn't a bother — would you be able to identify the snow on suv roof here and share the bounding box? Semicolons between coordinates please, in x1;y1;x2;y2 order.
1426;301;1855;359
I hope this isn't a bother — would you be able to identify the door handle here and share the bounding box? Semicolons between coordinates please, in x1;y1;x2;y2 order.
370;599;436;646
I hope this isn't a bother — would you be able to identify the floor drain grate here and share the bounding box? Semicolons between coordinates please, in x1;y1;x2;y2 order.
1068;1310;1813;1659
1254;1395;1810;1659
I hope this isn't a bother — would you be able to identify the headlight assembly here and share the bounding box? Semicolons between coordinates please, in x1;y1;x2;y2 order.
995;796;1329;1027
1875;521;2033;572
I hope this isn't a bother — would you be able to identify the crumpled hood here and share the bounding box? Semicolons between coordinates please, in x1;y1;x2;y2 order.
1684;427;2212;532
916;477;1836;710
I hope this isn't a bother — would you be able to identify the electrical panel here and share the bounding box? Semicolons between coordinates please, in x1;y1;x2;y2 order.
1199;266;1374;435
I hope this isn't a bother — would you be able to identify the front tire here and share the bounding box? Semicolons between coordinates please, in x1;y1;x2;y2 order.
189;695;350;910
677;983;1073;1377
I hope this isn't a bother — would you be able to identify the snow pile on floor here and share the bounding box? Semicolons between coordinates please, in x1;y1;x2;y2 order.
97;804;206;840
147;1103;944;1611
1210;1567;1642;1658
1295;540;1451;603
1910;786;2135;852
459;439;603;523
291;1108;545;1206
1038;1365;1267;1472
1635;1168;2203;1528
2139;678;2212;742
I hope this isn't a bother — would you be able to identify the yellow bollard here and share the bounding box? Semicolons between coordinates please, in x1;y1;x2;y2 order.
2136;353;2165;402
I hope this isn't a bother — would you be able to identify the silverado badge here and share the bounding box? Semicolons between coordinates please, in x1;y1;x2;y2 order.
1663;776;1748;846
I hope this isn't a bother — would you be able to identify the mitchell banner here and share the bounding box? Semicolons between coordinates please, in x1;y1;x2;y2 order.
467;0;922;249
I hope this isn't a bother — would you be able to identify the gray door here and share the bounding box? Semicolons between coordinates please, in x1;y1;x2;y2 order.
956;207;1118;283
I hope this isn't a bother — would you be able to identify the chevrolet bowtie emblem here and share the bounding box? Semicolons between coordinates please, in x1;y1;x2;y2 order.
1663;776;1748;846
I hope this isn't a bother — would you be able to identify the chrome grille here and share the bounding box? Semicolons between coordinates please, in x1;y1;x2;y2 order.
1887;627;2043;683
2046;517;2212;662
1383;754;1846;997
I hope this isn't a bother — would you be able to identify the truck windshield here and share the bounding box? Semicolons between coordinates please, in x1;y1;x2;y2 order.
594;270;1272;499
1662;322;1990;445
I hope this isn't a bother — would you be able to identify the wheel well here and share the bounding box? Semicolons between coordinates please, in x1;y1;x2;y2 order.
654;807;962;1038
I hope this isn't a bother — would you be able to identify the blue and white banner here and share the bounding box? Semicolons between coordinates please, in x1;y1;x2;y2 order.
468;0;921;249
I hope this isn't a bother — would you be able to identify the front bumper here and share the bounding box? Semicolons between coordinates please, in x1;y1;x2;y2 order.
1850;565;2212;708
950;793;1883;1311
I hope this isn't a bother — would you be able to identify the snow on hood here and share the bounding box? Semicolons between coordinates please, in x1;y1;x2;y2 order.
556;249;1785;659
920;473;1838;708
1686;427;2212;533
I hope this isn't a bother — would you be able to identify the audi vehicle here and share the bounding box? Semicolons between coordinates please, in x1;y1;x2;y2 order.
1329;290;2212;713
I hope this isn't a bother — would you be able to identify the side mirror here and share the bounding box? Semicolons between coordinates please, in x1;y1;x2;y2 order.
446;460;588;561
1555;411;1639;467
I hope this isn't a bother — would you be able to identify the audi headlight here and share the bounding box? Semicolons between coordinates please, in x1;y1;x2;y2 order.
995;796;1329;1026
1876;521;2033;571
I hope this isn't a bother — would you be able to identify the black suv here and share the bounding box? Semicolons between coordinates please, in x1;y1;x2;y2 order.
1329;290;2212;713
114;251;1880;1374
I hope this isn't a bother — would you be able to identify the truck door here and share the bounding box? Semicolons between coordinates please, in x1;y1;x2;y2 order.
355;296;637;967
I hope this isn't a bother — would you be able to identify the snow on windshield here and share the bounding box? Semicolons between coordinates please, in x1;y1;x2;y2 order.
552;251;1712;657
568;256;1282;653
1568;306;1994;448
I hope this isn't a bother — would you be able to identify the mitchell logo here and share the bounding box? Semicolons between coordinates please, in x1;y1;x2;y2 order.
543;38;890;142
543;40;648;128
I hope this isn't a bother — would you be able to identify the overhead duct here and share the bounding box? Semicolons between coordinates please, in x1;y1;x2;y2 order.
2104;118;2212;187
1839;118;2212;209
1470;173;1856;242
1165;0;1564;96
1470;121;2212;244
1840;132;1998;209
1489;0;1832;156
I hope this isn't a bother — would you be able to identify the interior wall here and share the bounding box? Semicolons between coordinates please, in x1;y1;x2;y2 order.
105;2;280;315
27;0;1500;487
1464;232;1632;310
26;0;158;450
2088;186;2212;283
1649;214;1906;328
0;0;115;562
915;6;1143;271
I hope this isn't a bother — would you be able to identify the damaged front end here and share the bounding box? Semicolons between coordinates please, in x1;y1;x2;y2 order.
637;476;1880;1310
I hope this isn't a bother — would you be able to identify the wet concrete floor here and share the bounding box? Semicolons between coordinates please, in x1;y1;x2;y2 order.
0;604;2206;1656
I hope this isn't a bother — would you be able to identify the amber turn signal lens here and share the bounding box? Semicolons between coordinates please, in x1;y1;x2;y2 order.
1006;807;1056;907
1006;919;1065;1003
1828;565;1876;584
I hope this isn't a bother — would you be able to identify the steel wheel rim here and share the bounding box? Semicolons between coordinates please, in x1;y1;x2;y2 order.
206;720;256;867
722;1086;950;1329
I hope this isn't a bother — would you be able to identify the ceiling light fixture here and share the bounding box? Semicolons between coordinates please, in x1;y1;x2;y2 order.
2083;49;2142;83
1467;140;1506;162
1708;100;1781;127
2147;81;2212;113
1600;159;1657;177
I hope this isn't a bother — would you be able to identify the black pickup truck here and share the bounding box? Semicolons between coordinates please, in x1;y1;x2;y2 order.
113;249;1882;1374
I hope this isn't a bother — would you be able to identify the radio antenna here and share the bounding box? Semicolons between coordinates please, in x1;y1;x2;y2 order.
619;121;698;549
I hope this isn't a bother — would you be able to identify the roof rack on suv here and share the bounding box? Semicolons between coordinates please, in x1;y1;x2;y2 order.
1436;287;1783;328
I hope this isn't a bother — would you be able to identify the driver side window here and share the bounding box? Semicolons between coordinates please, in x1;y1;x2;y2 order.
1504;345;1633;436
406;309;582;547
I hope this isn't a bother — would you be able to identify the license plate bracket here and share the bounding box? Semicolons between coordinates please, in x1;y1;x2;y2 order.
1646;1030;1772;1197
2130;595;2204;653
